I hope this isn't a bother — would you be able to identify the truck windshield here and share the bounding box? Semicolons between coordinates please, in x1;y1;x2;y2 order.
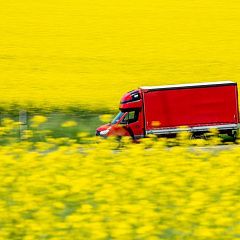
111;112;124;124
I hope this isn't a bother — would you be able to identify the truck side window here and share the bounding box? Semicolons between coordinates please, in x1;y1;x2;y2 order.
121;111;139;124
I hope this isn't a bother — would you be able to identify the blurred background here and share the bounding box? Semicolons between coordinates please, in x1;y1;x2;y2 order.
1;0;240;133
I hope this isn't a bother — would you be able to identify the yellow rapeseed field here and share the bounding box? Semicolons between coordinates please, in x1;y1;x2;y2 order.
0;118;238;239
1;1;240;239
1;0;240;111
0;119;239;239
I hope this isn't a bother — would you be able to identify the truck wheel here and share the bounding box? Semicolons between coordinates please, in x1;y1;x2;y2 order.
229;131;238;143
190;133;207;140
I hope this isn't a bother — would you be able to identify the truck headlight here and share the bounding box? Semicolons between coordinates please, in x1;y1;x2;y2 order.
100;129;110;136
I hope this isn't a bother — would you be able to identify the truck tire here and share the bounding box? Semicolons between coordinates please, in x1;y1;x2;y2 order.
190;132;207;140
228;131;238;143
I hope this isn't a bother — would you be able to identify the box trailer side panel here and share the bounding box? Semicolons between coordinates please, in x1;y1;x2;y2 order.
143;85;238;131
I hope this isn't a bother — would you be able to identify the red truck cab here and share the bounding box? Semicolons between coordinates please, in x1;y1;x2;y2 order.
96;90;145;139
96;81;239;139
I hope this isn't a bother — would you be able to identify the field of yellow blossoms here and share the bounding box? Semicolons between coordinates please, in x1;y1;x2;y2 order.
1;0;240;239
1;0;240;111
0;117;239;239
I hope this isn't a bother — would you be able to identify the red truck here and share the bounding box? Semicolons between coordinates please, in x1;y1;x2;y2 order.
96;81;239;140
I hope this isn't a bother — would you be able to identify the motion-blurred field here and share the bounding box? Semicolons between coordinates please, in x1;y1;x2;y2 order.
1;1;240;239
0;119;240;239
1;0;240;111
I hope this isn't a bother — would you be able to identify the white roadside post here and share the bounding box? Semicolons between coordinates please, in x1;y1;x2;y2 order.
19;110;28;139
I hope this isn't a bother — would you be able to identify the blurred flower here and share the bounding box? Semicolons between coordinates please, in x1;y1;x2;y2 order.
31;115;47;128
99;114;113;123
61;120;77;127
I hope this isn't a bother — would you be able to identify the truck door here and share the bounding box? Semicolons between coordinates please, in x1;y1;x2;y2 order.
121;110;143;138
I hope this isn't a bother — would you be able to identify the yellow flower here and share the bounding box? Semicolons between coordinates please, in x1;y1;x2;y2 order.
31;115;47;127
61;120;77;127
99;114;112;123
77;132;89;138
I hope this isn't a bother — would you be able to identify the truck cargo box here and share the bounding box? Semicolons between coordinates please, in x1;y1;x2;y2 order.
141;81;239;134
